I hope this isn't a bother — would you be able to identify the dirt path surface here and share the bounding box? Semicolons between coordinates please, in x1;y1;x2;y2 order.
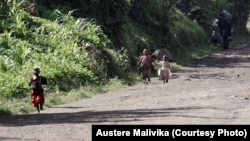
1;41;250;141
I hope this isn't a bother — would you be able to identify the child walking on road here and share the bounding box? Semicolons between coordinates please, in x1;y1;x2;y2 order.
155;55;172;84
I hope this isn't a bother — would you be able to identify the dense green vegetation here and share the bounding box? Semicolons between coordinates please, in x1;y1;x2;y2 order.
0;0;249;116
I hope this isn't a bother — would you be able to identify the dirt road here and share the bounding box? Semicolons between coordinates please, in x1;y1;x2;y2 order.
0;41;250;141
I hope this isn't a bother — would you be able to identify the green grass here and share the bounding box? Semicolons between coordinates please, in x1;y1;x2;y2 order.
174;44;218;66
230;33;250;48
0;77;127;117
247;15;250;32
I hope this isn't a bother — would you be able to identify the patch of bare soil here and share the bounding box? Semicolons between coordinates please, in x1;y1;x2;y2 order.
0;41;250;141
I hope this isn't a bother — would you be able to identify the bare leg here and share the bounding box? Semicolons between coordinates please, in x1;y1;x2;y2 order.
40;103;43;110
36;105;40;113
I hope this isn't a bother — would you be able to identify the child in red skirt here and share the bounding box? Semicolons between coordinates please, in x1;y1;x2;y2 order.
29;66;47;113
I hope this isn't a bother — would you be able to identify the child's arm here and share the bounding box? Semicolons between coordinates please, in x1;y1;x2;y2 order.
167;61;171;68
137;56;142;66
153;61;161;66
28;77;33;86
41;76;48;85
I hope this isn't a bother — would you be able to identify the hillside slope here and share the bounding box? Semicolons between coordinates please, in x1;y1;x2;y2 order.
0;40;250;141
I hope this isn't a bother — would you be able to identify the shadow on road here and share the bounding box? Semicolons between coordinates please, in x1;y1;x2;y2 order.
191;45;250;68
0;137;21;141
173;44;250;81
0;106;229;127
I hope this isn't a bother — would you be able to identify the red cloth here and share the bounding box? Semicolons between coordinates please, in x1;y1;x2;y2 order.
30;91;44;106
29;76;44;106
140;54;153;68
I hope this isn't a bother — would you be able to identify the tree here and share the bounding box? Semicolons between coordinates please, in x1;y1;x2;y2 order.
228;0;250;34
